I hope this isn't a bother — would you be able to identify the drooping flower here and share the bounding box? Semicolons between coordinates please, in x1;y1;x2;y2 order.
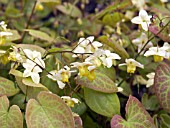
61;96;80;107
47;66;74;89
72;36;103;57
131;10;152;31
132;32;153;53
119;58;144;73
146;72;155;88
144;46;166;62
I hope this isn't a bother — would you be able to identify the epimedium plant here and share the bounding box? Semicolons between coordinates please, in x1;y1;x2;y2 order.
0;0;170;128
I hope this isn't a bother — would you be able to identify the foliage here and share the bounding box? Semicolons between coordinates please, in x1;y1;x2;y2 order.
0;0;170;128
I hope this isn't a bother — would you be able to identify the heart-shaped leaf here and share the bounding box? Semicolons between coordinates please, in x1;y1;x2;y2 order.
76;70;118;93
0;77;19;96
26;91;74;128
111;95;156;128
154;61;170;113
0;95;23;128
84;88;120;117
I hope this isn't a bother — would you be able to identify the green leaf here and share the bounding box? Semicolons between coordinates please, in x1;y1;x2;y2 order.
9;69;23;77
84;88;120;117
57;3;82;18
102;12;124;27
98;35;129;59
15;77;48;99
76;70;118;93
142;93;159;111
6;30;21;41
111;95;156;128
26;91;75;128
0;95;23;128
38;0;61;4
25;29;54;42
10;93;26;110
98;66;116;81
0;77;19;96
94;0;131;20
160;114;170;127
154;61;170;113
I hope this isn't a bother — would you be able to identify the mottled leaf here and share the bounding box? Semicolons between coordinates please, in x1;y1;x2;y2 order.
76;70;118;93
160;114;170;127
0;77;19;97
149;23;170;42
111;95;156;128
26;91;74;128
84;88;120;117
98;35;129;59
0;95;23;128
154;61;170;113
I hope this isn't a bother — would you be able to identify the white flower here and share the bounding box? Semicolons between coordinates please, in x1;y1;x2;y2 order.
61;96;80;107
144;47;166;62
131;0;145;10
22;59;42;84
100;50;121;68
0;31;13;36
160;0;168;2
23;49;45;68
0;21;7;30
47;66;74;89
132;33;153;53
162;42;170;59
72;36;102;57
119;58;144;73
131;10;152;31
146;72;155;88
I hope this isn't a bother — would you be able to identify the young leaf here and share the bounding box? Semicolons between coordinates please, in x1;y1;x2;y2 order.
98;35;129;59
26;91;75;128
111;95;156;128
0;77;20;96
0;95;23;128
84;88;120;117
76;70;118;93
154;61;170;113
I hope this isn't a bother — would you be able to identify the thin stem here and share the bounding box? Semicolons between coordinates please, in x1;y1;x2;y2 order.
20;1;37;43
